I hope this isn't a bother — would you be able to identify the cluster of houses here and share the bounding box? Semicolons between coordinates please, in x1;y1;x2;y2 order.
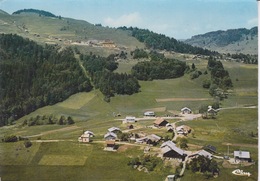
78;107;251;173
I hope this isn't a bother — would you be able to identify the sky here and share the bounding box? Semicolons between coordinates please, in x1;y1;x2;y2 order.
0;0;258;39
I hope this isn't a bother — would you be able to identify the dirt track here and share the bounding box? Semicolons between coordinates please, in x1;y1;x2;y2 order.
156;98;212;102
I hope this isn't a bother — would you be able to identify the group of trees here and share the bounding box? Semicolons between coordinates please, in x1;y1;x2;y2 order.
118;27;218;56
0;34;92;126
132;58;187;81
206;56;232;99
81;54;140;100
188;155;219;178
128;154;162;172
228;53;257;64
13;9;58;18
130;48;148;59
22;115;75;127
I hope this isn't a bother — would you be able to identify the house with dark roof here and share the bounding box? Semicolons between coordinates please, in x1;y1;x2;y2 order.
154;117;168;127
203;145;217;153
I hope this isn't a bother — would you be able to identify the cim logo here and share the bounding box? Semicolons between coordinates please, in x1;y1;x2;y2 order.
232;169;251;177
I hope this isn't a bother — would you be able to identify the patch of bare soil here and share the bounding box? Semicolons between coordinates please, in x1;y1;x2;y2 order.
117;144;134;152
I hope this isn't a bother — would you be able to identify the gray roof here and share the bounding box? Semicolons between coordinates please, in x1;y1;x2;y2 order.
234;151;250;159
181;107;191;112
161;141;185;156
189;150;212;159
160;140;176;149
84;131;94;135
108;127;120;132
104;132;117;139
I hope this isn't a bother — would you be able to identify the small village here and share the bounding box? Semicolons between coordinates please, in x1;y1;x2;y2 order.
78;106;253;180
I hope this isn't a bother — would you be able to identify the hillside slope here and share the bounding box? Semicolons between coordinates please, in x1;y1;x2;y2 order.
0;9;144;55
185;27;258;55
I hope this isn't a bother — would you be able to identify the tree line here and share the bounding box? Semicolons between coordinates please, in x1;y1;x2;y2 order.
118;27;218;56
13;9;58;18
0;34;92;126
80;54;140;101
131;54;187;81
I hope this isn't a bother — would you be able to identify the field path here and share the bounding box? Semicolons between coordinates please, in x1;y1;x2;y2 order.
23;125;80;138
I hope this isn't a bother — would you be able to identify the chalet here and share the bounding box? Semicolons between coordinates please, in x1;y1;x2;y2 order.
167;175;176;181
154;117;169;127
78;134;91;143
136;134;161;145
188;150;212;160
234;151;251;162
84;131;95;137
78;130;95;143
105;140;116;151
203;145;217;153
207;106;218;117
160;141;186;161
176;125;191;135
123;116;136;124
108;127;121;133
181;107;192;114
167;127;174;132
144;111;155;117
104;132;117;140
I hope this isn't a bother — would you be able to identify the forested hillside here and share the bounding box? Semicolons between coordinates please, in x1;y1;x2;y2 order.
0;34;92;126
118;27;218;56
185;27;258;55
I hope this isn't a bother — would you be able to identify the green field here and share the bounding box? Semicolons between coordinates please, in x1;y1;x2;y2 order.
0;12;258;180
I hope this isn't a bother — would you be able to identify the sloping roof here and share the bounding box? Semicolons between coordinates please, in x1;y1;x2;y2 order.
108;127;120;132
160;140;176;149
80;134;90;138
154;117;168;125
104;132;117;139
84;131;94;135
147;134;161;141
181;107;191;112
234;151;250;159
204;145;216;153
161;143;185;156
189;150;212;159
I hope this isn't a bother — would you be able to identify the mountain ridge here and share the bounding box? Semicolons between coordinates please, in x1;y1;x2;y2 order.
185;27;258;55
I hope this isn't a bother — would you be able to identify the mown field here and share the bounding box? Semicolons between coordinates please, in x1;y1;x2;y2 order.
0;57;257;180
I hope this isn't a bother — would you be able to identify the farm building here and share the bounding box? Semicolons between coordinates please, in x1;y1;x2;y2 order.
203;145;217;153
123;116;136;124
108;127;121;133
136;134;161;145
144;111;155;117
160;140;186;161
181;107;192;114
188;150;212;160
207;106;218;117
105;140;116;151
104;132;117;140
154;117;169;127
176;125;191;135
78;130;95;143
84;130;95;137
167;175;176;181
234;151;251;162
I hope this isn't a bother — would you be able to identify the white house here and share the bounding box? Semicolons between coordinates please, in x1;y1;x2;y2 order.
123;116;136;124
181;107;192;114
144;111;155;117
234;151;251;162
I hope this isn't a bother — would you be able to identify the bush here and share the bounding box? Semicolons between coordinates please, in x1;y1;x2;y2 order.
24;140;32;148
3;135;18;142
